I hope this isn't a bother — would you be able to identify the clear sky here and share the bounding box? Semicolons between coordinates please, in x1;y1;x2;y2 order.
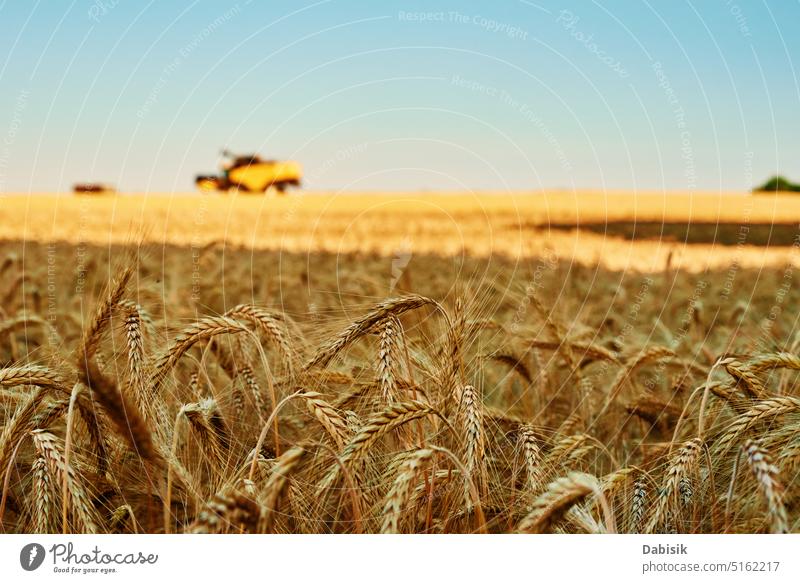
0;0;798;193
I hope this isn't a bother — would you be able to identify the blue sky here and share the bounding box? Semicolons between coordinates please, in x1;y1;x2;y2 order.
0;0;798;192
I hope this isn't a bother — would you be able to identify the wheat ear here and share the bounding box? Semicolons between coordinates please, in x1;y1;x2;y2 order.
188;489;263;534
75;267;163;469
630;478;647;533
605;346;677;409
378;316;401;403
150;315;250;394
300;391;348;450
517;472;600;533
304;295;440;370
716;397;800;451
31;455;56;533
260;444;308;532
381;448;434;533
722;358;765;398
645;438;702;533
120;300;150;417
182;399;232;471
459;384;486;496
0;389;48;481
224;304;296;375
0;365;68;392
519;424;544;492
31;430;100;533
318;401;440;492
743;440;788;534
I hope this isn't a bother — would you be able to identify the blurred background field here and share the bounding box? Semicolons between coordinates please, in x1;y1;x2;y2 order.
3;191;800;271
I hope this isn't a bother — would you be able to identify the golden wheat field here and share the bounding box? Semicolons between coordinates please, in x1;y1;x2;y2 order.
2;191;800;534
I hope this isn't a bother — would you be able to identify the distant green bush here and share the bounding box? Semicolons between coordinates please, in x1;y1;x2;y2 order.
754;175;800;193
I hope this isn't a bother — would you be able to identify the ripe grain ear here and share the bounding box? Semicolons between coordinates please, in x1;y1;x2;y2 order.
743;440;788;534
517;472;600;533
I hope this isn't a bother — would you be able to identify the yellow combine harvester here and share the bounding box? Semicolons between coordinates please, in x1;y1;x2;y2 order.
195;150;302;194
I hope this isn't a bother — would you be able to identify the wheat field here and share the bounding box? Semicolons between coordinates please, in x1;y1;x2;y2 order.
1;192;800;534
